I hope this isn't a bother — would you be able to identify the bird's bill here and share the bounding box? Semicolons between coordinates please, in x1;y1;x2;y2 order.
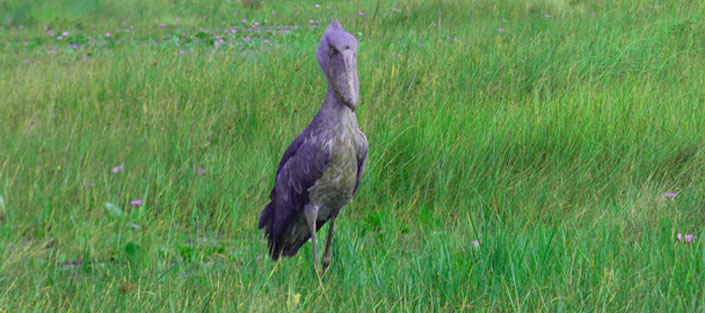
330;50;359;111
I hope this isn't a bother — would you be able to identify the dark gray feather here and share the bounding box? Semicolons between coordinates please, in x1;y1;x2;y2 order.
353;133;368;195
258;127;330;259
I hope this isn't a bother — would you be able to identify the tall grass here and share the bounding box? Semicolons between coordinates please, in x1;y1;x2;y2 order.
1;0;704;311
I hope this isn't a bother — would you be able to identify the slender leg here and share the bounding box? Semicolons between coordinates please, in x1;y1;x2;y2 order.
304;205;320;277
321;215;337;280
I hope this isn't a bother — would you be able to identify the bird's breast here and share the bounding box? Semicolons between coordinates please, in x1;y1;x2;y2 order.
307;126;360;214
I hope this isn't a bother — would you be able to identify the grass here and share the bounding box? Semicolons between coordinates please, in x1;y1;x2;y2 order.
1;0;705;311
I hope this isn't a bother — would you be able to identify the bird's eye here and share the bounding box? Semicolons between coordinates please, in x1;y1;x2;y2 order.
329;46;338;54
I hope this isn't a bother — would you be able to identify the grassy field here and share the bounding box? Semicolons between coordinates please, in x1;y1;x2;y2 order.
1;0;705;311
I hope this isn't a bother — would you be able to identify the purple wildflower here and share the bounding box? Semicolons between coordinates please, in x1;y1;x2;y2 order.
197;168;206;174
72;44;78;49
263;39;270;44
57;36;63;40
176;17;181;22
48;30;55;37
19;24;24;29
545;14;551;18
23;41;28;46
160;23;166;28
111;164;125;173
677;233;683;241
309;19;314;24
243;36;252;42
471;239;480;248
666;192;678;199
182;33;187;37
22;59;30;64
503;19;508;22
271;11;276;15
204;15;208;20
359;12;364;16
685;234;694;243
216;35;221;39
62;31;69;36
231;28;237;33
105;32;111;38
315;4;320;8
242;19;248;24
84;182;95;187
129;25;134;30
130;199;143;207
180;50;185;55
498;28;505;33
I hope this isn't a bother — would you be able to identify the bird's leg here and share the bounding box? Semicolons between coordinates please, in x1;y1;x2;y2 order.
321;215;337;280
304;205;321;278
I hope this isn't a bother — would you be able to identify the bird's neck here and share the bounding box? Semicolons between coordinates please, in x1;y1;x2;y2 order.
312;88;356;130
320;88;353;115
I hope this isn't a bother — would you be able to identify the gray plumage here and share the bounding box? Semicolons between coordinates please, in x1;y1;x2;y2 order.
258;20;367;277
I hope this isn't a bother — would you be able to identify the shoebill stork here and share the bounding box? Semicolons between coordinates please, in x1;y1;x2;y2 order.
258;20;368;279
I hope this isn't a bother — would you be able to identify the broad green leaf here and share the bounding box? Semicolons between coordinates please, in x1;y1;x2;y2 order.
104;202;125;217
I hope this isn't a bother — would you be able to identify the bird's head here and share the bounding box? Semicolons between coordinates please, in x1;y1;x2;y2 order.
316;19;359;111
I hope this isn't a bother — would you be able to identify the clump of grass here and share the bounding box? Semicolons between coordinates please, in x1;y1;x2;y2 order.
241;0;263;10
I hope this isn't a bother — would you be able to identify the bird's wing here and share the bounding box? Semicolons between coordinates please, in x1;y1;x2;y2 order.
259;128;330;238
353;131;368;195
257;132;305;230
275;131;306;175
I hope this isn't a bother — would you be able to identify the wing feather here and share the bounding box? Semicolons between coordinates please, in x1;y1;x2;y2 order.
353;131;368;195
258;128;330;259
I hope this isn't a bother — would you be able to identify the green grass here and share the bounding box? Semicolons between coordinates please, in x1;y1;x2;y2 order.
1;0;705;311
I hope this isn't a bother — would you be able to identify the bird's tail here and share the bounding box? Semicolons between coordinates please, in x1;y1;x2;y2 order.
259;201;324;261
258;201;288;261
258;202;273;230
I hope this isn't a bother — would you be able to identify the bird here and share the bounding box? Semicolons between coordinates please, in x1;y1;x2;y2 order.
258;19;368;279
